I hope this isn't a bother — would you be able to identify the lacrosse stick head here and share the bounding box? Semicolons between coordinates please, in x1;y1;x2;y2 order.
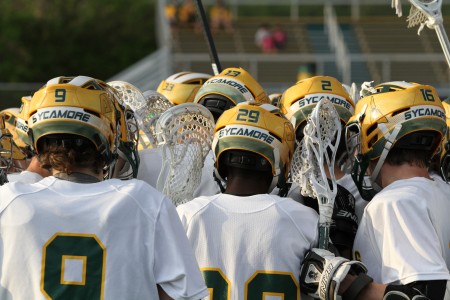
157;71;212;105
291;98;342;202
212;102;295;192
346;81;446;199
194;67;270;121
155;103;215;206
134;90;174;150
0;114;13;185
407;0;443;29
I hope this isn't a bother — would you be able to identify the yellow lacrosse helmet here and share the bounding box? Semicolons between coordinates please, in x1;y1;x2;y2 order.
347;81;446;199
212;102;295;190
27;76;120;167
194;67;270;121
110;93;140;179
280;75;354;139
439;99;450;181
1;107;33;161
0;115;13;184
157;71;212;105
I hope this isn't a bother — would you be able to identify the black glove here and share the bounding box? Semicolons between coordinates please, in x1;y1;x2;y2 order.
298;183;358;257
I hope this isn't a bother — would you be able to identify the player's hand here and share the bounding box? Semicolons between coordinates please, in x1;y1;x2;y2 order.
299;248;370;300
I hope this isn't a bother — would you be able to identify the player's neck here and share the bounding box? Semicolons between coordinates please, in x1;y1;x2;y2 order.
225;177;270;196
379;162;431;188
52;167;103;182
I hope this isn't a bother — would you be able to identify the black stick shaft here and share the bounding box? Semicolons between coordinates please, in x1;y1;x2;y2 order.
195;0;222;75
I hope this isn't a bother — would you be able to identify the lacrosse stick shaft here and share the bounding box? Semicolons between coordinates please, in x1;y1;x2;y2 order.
434;24;450;69
319;225;330;250
195;0;222;75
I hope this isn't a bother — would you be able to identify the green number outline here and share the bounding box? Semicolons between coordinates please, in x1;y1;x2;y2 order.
41;232;106;300
202;268;299;300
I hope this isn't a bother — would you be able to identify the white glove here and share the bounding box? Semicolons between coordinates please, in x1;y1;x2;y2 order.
299;248;369;300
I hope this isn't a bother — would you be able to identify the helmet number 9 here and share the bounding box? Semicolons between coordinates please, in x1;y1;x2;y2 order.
55;89;67;102
420;89;435;102
236;109;260;123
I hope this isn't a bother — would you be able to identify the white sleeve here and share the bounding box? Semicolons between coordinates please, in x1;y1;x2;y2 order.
364;195;450;284
154;197;208;300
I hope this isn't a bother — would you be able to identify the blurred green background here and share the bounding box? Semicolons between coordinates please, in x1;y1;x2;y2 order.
0;0;157;110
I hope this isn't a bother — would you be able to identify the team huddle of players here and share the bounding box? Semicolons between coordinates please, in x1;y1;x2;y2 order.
0;68;449;299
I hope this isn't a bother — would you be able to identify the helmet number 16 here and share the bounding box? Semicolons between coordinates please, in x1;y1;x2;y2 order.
420;89;435;102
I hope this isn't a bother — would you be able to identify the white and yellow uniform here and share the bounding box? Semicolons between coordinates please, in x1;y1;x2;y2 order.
353;177;450;285
177;193;319;299
0;177;208;300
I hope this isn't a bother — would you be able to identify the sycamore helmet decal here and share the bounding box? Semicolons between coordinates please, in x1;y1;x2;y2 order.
212;102;295;190
194;67;270;120
157;71;212;105
280;75;354;138
27;76;121;169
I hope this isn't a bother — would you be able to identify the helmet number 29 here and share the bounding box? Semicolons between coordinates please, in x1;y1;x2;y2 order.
41;233;105;300
236;109;260;123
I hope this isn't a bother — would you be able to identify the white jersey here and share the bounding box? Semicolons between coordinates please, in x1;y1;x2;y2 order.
353;177;450;285
7;170;43;184
0;177;208;300
136;147;163;188
336;173;367;224
177;193;319;300
137;148;220;200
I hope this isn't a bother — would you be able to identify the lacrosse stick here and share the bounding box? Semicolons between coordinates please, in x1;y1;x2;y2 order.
138;90;174;149
195;0;222;75
155;103;215;206
393;0;450;69
291;98;342;250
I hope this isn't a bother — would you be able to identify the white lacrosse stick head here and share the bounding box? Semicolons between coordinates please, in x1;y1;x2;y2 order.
394;0;443;33
137;90;174;149
292;98;342;224
155;103;215;206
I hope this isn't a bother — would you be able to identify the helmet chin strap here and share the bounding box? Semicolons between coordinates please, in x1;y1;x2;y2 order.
369;123;402;191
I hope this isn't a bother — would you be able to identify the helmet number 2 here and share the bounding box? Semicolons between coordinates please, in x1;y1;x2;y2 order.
420;89;435;102
236;109;260;123
55;89;67;102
